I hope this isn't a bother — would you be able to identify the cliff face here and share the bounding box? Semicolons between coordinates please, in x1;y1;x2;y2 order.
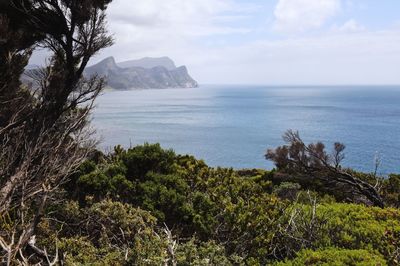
85;57;198;90
117;56;177;70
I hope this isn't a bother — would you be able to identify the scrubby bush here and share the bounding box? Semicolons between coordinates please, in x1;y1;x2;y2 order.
382;174;400;207
37;200;169;265
120;143;177;180
273;202;400;264
273;182;301;200
176;238;243;266
275;248;387;266
28;144;400;264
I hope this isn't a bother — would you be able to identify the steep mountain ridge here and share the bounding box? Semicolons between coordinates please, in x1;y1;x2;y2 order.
117;56;177;70
85;56;198;90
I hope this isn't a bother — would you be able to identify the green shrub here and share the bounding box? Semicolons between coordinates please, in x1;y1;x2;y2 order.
57;144;400;265
121;143;177;180
382;174;400;207
176;238;242;266
274;202;400;263
275;248;387;266
273;182;301;200
58;237;124;265
48;200;169;265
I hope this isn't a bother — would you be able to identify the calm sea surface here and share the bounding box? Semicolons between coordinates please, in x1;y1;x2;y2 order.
93;85;400;174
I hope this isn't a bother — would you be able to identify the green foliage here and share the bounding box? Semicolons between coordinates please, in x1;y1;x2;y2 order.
36;144;400;264
318;203;400;259
136;172;192;224
176;238;243;266
58;237;125;265
273;182;301;200
42;199;169;265
273;202;400;264
120;143;177;180
275;248;387;266
382;174;400;207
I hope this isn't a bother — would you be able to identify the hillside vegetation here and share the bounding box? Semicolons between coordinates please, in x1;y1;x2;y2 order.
1;0;399;264
33;143;400;265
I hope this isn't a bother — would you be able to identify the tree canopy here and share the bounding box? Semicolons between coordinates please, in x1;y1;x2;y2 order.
0;0;113;263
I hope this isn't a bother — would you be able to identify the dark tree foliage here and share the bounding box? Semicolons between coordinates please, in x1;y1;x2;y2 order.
0;0;113;263
266;130;384;208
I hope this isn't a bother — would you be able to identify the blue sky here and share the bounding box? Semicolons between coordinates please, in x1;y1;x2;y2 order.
31;0;400;85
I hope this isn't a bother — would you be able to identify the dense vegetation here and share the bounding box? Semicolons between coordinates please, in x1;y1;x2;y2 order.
1;0;400;264
26;143;399;265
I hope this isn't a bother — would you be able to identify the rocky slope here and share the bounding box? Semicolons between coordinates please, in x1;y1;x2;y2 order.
85;57;198;90
117;56;177;70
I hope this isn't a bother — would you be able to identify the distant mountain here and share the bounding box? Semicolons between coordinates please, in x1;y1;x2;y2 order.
117;56;176;70
86;56;120;76
85;56;198;90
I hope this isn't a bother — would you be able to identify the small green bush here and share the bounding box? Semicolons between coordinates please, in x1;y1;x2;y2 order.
275;248;387;266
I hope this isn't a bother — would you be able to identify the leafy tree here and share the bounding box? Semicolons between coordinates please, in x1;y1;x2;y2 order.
0;0;113;263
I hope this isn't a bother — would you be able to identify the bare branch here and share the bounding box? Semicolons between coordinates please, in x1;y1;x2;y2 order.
266;130;384;208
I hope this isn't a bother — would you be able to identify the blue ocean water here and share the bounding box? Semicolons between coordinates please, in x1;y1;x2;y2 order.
92;85;400;174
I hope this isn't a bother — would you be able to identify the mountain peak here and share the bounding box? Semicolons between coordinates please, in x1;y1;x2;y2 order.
117;57;177;70
85;57;119;77
85;56;198;90
97;56;117;68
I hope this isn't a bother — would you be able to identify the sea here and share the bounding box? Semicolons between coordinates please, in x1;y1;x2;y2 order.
92;85;400;175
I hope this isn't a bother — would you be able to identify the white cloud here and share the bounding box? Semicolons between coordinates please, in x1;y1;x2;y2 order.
30;0;252;67
332;19;365;33
393;20;400;29
108;0;232;29
88;0;400;85
29;0;400;85
189;29;400;85
93;0;250;65
273;0;341;33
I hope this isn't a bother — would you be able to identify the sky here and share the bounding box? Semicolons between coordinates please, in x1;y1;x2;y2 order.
31;0;400;85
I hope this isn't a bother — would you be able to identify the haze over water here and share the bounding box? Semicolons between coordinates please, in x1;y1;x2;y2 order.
93;85;400;174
